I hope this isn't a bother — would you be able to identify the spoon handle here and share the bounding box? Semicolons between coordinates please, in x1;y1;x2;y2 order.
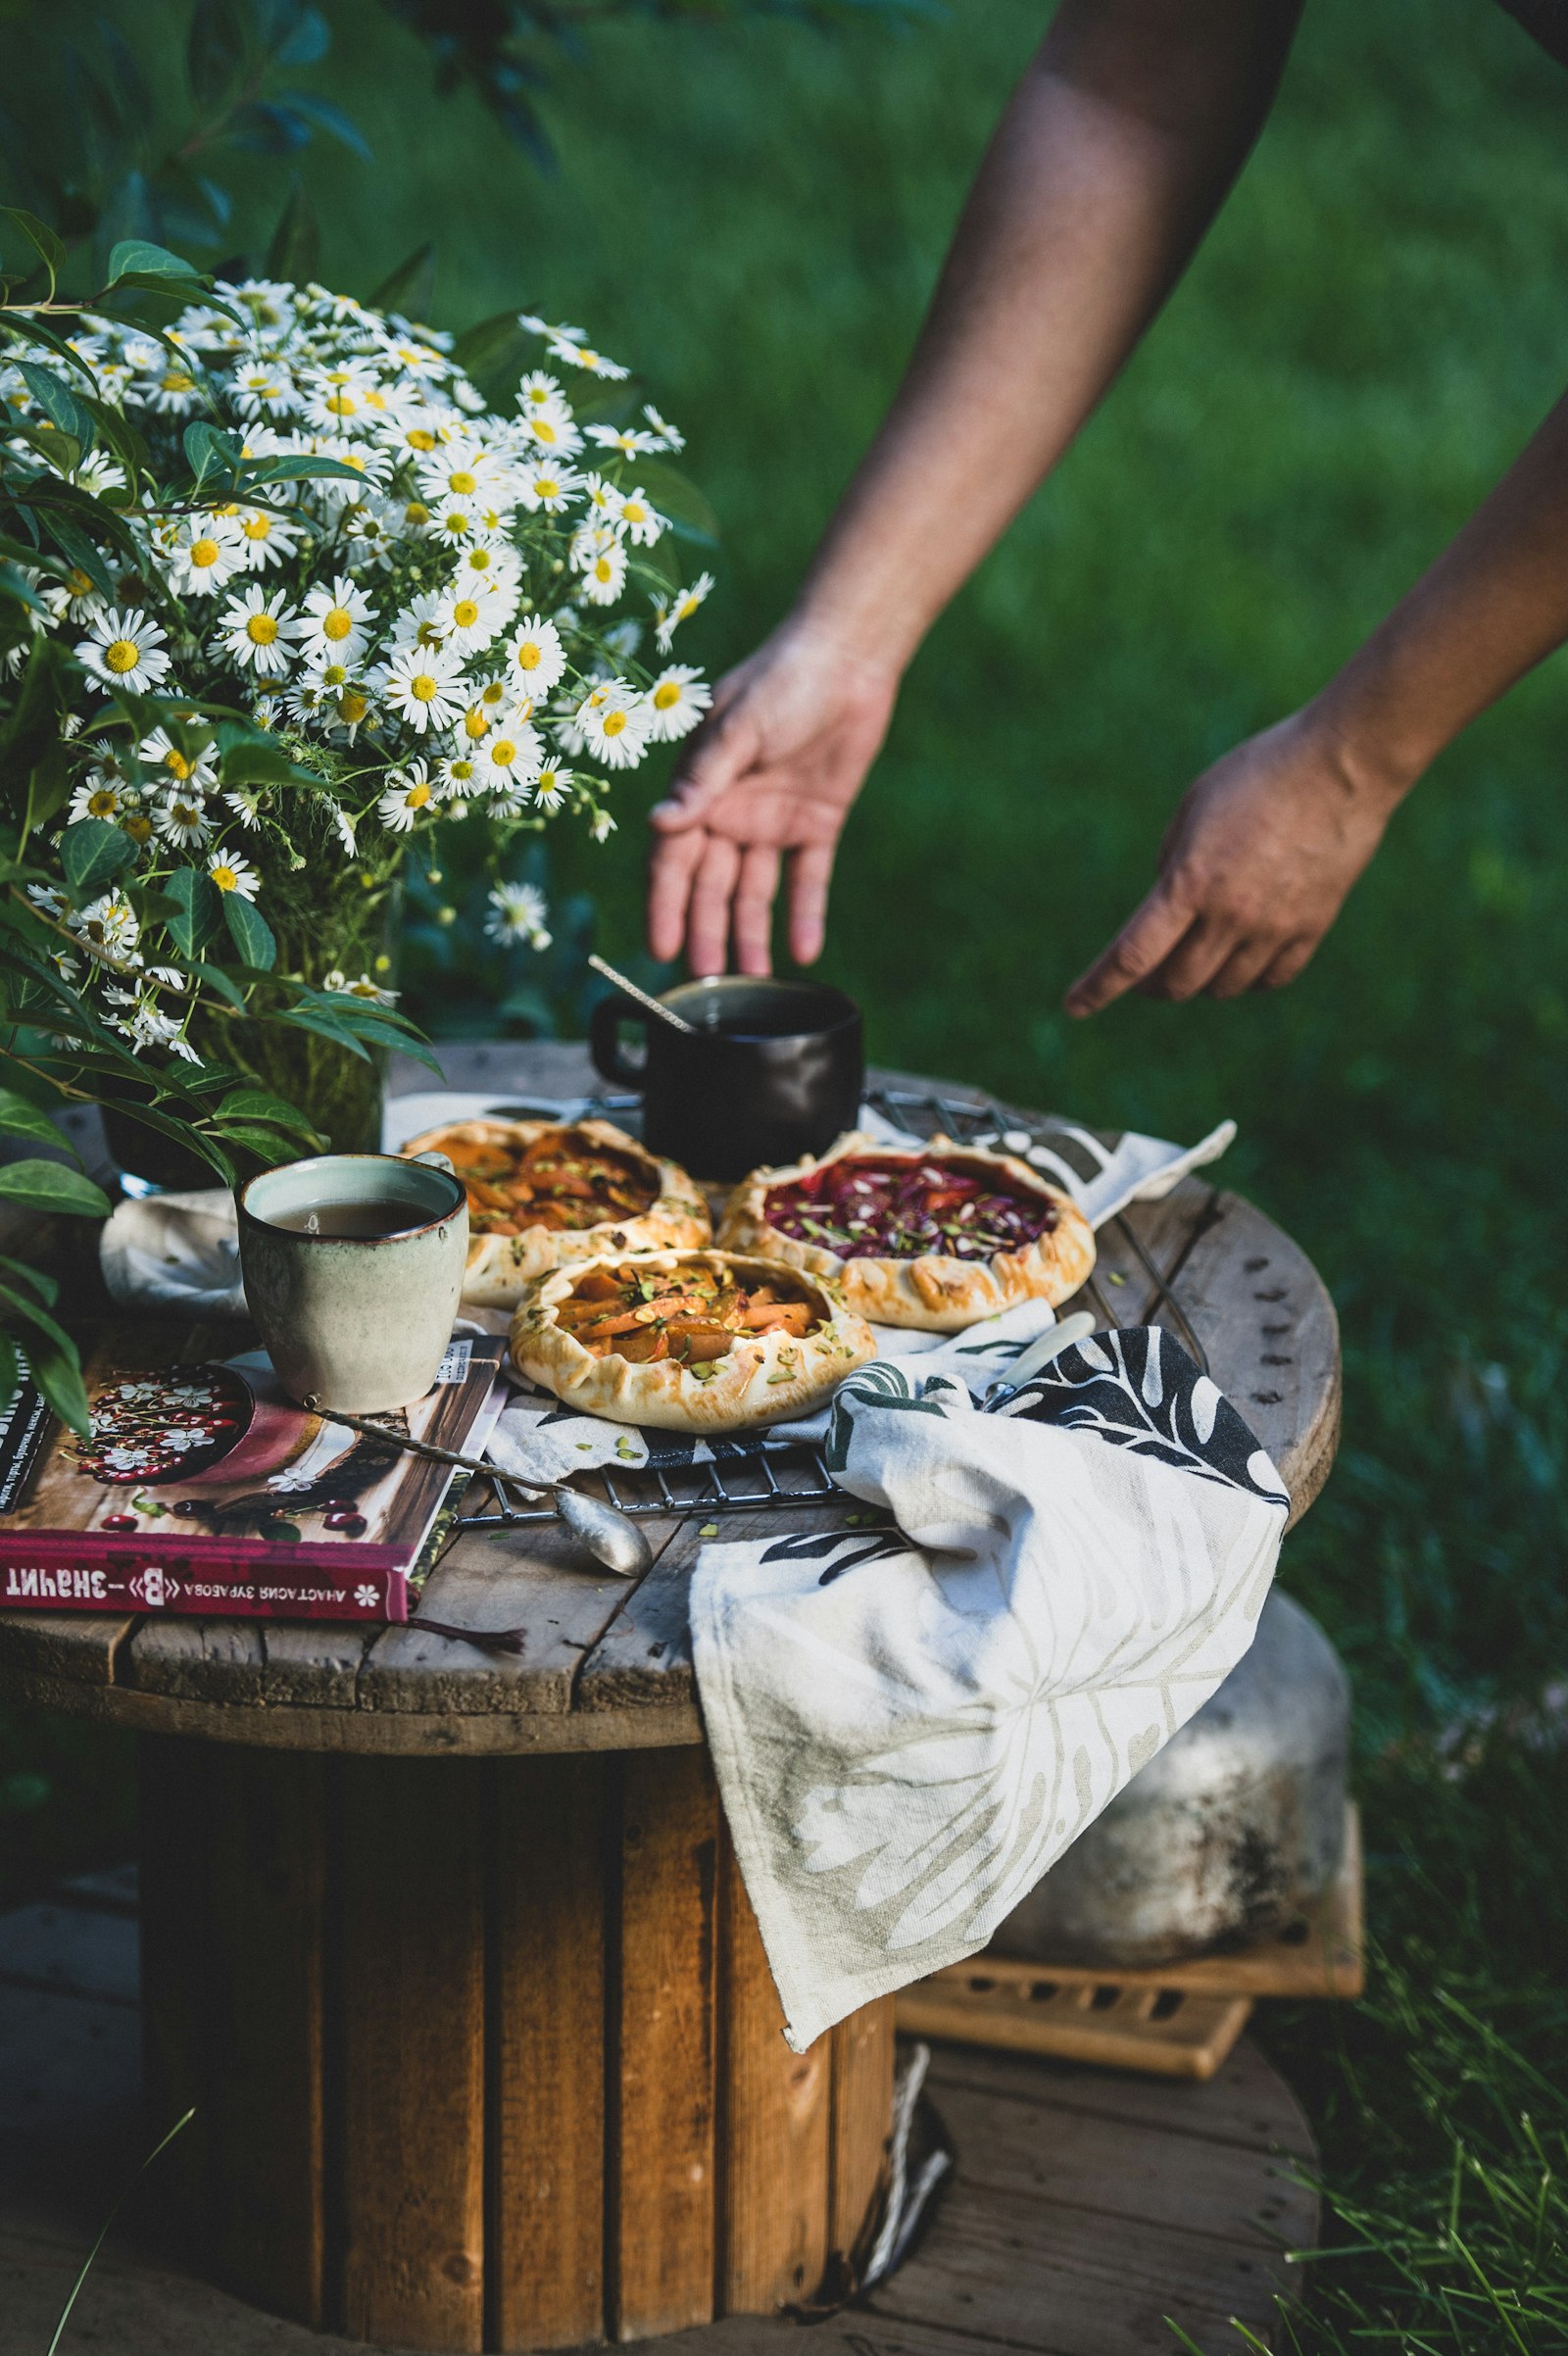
588;954;699;1035
301;1399;553;1498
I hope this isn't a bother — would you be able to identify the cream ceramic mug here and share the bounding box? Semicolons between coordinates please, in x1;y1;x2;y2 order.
236;1153;468;1411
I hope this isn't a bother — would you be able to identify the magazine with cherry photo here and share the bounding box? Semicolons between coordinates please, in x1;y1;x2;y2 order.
0;1324;508;1623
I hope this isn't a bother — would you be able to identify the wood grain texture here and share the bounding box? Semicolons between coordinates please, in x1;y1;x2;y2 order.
201;1744;325;2324
827;1999;895;2276
122;1617;266;1703
337;1755;486;2350
489;1752;609;2351
716;1828;831;2314
613;1745;720;2341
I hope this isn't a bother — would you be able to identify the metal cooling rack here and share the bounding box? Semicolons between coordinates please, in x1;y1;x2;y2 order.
461;1086;1210;1534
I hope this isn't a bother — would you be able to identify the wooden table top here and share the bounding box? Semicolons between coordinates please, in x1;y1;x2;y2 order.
0;1044;1340;1755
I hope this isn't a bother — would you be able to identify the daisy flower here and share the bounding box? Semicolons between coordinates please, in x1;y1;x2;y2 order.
434;752;480;799
647;665;712;743
234;505;302;570
614;487;665;548
416;444;508;507
166;513;248;598
294;574;375;668
475;725;543;792
546;333;628;382
453;541;521;597
378;761;438;831
521;409;583;458
139;725;218;791
223;785;265;832
76;608;172;694
437;586;505;655
578;536;627;608
68;776;129;825
585;423;661;458
216;584;296;677
143;359;204;416
532;755;573;811
378;641;466;734
654;570;714;655
207;845;260;902
573;682;654;769
157;793;213;851
42;564;106;626
642;403;685;452
231;362;298;420
331;806;358;857
507;614;566;698
485;880;552;949
388;589;451;658
69;892;140;963
516;461;579;514
322;969;399;1006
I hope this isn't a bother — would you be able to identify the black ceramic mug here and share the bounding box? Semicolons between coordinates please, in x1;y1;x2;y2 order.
589;976;864;1182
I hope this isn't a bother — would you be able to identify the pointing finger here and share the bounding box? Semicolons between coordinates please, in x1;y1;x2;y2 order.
1063;885;1196;1017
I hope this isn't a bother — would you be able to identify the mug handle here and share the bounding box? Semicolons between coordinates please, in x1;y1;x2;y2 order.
589;994;648;1089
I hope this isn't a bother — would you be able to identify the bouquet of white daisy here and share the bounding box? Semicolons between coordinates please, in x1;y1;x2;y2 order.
0;224;716;1429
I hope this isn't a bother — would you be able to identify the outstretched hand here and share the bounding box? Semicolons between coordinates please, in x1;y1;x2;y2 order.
1065;712;1401;1015
647;618;899;975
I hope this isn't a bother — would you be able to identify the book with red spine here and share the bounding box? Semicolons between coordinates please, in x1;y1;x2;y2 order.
0;1323;509;1623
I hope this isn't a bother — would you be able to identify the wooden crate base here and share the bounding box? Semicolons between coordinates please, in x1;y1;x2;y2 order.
896;1805;1363;2082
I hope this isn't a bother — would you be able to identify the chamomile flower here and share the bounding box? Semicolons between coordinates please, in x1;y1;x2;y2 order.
642;403;684;452
217;583;297;676
389;589;450;658
75;608;172;693
532;755;573;811
507;614;566;698
521;408;583;458
294;574;375;667
166;512;248;598
300;361;380;429
156;793;214;851
475;726;543;791
576;534;627;608
139;726;218;791
231;362;298;420
208;845;260;901
654;570;714;654
68;776;129;825
435;752;480;799
416;443;508;508
516;369;567;416
322;969;399;1006
378;761;438;830
579;472;617;521
42;564;106;626
485;880;551;949
143;359;204;416
646;665;712;742
546;333;628;382
378;641;466;734
516;461;579;514
220;789;263;833
452;541;521;598
573;681;654;769
585;423;661;459
69;891;140;963
436;585;505;654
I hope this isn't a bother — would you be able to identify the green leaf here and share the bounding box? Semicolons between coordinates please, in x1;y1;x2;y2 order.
0;1253;61;1308
106;238;203;289
276;90;371;162
182;418;244;487
237;452;365;488
369;242;436;321
276;1005;371;1060
0;1326;19;1420
211;1119;305;1163
218;734;317;786
43;514;116;603
274;7;330;67
163;865;221;957
631;457;720;547
218;1086;315;1130
0;563;49;616
451;311;532;401
186;957;247;1009
1;206;66;294
24;742;74;840
60;818;135;900
16;363;96;450
266;178;319;283
222;893;274;969
0;1158;111;1217
19;1324;91;1437
186;0;246;107
0;1088;74;1155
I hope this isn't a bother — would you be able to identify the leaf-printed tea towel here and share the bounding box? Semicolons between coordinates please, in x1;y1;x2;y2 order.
688;1326;1290;2051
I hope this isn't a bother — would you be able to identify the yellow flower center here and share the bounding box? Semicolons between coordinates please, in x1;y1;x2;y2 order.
162;371;195;394
602;710;627;737
404;501;431;525
104;639;139;674
536;476;560;499
247;613;279;646
489;740;515;767
416;620;444;648
338;691;368;722
444;512;469;535
172;802;199;827
449;759;474;782
364;389;387;410
124;814;153;844
467;550;492;571
342;452;368;473
164;749;195;778
653;682;680;710
211;864;239;893
533;420;559;445
87;788;118;816
411;673;438;704
452;599;480;630
515;641;541;671
322;608;354;642
242;515;271;541
448;469;476;496
593;559;613;583
407;428;437;452
65;567;93;596
325;391;357;416
464;707;489;740
190;537;220;569
408;781;432;809
578;351;598;369
482;680;507;706
623;503;647;524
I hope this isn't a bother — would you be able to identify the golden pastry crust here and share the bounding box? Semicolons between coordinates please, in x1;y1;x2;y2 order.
401;1116;710;1306
717;1129;1096;1332
510;1250;876;1433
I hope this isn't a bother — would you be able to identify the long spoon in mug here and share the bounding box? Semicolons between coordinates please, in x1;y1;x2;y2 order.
301;1400;656;1579
587;954;699;1036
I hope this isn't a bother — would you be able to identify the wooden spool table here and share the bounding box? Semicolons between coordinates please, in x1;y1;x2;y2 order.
0;1045;1340;2356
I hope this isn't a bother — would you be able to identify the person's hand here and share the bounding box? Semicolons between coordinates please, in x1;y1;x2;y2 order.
1065;710;1404;1014
647;615;900;975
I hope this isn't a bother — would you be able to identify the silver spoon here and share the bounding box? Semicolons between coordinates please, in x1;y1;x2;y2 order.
301;1401;656;1580
985;1311;1097;1402
588;954;699;1036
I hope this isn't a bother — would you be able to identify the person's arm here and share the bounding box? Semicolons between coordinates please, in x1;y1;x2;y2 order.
1063;389;1568;1009
648;0;1302;976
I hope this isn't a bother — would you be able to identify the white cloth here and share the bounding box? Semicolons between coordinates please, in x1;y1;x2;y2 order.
690;1327;1289;2050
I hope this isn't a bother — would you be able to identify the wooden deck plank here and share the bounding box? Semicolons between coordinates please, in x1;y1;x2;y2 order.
575;1507;787;1721
122;1617;267;1702
922;2036;1318;2158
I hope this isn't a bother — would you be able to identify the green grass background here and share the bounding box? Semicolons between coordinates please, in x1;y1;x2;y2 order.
6;0;1568;2342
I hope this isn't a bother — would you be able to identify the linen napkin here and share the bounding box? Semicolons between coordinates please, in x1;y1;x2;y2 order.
690;1326;1289;2051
